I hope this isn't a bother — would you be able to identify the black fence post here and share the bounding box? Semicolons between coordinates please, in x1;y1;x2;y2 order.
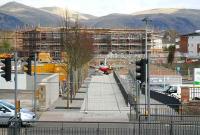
169;120;174;135
60;121;64;135
139;115;141;135
181;103;183;121
130;104;132;121
8;119;21;135
97;123;100;135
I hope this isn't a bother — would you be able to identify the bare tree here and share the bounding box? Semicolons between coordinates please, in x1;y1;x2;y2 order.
60;10;94;105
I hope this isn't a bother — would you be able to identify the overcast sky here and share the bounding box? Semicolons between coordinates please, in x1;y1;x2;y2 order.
0;0;199;16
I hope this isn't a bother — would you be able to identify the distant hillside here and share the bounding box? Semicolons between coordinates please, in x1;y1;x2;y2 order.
0;2;200;34
133;8;181;15
81;14;143;29
40;7;97;20
0;12;24;30
0;2;62;27
83;9;200;34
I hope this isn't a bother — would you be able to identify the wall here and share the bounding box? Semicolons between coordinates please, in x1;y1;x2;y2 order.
188;36;200;58
181;87;200;115
0;73;54;90
37;73;59;110
0;73;59;111
26;73;51;90
0;73;27;90
181;87;200;101
178;36;188;53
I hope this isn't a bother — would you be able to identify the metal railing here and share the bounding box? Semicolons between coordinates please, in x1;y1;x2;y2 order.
130;103;200;121
189;87;200;100
1;121;200;135
113;71;129;105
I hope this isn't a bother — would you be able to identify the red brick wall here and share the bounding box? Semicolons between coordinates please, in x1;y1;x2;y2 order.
178;36;188;53
182;101;200;115
197;44;200;53
181;87;189;103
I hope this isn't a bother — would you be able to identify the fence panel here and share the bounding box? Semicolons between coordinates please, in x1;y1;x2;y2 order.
1;121;200;135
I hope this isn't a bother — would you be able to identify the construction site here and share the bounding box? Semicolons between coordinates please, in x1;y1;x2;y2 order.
14;27;156;59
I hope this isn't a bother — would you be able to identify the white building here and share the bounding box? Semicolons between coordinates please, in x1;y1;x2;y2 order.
178;31;200;59
188;33;200;58
151;34;163;52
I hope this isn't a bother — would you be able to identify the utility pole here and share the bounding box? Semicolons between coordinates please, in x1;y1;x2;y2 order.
34;52;37;112
142;17;152;121
14;51;21;135
14;52;18;121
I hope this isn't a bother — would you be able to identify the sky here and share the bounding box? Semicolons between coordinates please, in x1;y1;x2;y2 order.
0;0;199;16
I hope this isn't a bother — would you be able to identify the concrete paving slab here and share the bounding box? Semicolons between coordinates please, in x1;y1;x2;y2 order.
39;73;130;122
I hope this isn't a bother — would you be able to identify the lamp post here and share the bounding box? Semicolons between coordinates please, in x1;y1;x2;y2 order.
14;52;18;121
34;52;37;112
142;17;152;121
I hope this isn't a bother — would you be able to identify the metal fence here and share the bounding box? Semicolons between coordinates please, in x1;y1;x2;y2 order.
130;103;200;122
1;121;200;135
189;87;200;100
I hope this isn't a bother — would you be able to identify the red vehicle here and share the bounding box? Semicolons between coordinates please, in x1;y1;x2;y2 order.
99;58;111;74
99;65;109;74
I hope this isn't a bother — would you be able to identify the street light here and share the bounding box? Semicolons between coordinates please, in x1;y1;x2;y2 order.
142;17;152;121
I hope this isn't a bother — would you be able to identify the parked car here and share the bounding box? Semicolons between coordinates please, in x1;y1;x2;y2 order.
162;85;181;99
150;84;166;92
0;100;36;126
162;84;200;100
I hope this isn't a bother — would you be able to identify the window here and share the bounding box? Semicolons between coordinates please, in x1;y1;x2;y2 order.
54;51;60;58
0;104;10;112
0;101;15;110
0;104;3;110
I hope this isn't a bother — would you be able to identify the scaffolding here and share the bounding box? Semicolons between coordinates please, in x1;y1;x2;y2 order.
16;27;155;59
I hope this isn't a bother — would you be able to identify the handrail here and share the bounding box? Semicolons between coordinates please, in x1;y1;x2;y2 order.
113;71;129;105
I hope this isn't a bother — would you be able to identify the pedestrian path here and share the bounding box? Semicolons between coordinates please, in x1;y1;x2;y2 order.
39;73;129;122
81;73;129;112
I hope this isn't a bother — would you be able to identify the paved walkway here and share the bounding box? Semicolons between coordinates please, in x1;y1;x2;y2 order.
39;73;129;122
81;74;128;112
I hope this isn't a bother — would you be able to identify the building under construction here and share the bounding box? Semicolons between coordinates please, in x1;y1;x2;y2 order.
16;27;62;59
16;27;153;60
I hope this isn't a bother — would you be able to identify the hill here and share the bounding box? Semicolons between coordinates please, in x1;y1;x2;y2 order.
0;2;61;27
83;9;200;34
0;2;200;34
0;12;24;30
40;7;97;20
